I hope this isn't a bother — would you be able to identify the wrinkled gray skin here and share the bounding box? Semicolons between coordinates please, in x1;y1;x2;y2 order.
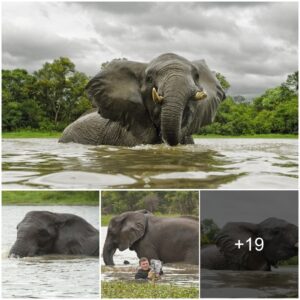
201;217;298;271
9;211;99;257
60;53;225;146
103;210;199;265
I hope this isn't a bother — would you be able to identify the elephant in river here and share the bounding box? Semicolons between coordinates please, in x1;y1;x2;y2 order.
103;210;199;265
9;211;99;257
201;217;298;271
60;53;225;146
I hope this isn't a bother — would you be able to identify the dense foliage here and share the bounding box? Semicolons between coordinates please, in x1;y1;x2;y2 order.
2;56;297;135
2;57;92;132
199;72;298;135
101;191;199;215
201;219;220;245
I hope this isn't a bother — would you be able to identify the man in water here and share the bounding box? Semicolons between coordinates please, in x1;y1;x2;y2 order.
135;257;163;280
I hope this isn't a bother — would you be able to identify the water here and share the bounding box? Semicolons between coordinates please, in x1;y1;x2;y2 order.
2;206;99;298
100;227;199;287
201;268;298;298
2;138;297;189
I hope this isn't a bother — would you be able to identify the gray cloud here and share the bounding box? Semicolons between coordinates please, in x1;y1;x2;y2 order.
2;1;298;99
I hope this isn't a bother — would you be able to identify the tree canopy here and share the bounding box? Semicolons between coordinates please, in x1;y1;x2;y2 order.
101;191;199;215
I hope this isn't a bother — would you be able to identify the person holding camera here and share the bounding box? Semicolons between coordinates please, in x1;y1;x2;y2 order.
135;257;163;280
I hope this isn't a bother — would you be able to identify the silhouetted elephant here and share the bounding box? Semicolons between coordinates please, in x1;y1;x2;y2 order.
201;217;298;270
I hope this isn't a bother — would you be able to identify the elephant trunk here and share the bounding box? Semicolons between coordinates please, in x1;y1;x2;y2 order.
9;241;32;258
161;91;186;146
103;237;116;265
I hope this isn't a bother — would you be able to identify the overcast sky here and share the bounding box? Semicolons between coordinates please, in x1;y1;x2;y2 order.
201;191;298;227
2;1;298;99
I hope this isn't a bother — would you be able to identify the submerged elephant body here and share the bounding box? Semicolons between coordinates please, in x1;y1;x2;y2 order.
9;211;99;257
201;217;298;271
103;210;199;265
60;53;225;146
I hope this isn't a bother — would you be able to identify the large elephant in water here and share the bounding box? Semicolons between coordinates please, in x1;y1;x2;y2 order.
9;211;99;257
201;217;298;271
60;53;225;146
103;210;199;265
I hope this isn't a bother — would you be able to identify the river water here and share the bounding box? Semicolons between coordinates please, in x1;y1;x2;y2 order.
2;206;99;298
2;138;298;189
201;267;298;298
101;227;199;287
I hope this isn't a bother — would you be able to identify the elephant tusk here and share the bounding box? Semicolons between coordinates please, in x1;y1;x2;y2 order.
152;87;164;103
195;91;207;101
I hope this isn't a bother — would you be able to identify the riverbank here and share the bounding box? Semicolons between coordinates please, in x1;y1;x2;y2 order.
2;131;298;139
2;130;61;138
2;191;99;206
101;281;199;298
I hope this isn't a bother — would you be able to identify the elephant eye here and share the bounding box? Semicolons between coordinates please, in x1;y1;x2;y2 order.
146;75;153;84
38;229;50;237
193;72;200;82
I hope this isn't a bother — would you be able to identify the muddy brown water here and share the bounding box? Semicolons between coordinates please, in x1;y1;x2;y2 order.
2;138;298;189
2;206;99;298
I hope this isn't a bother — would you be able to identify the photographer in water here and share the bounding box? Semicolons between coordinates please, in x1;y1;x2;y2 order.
135;257;163;280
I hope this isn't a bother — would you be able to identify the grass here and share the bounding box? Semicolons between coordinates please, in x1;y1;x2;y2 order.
2;191;99;206
101;281;199;298
2;130;61;138
193;133;298;139
101;213;191;226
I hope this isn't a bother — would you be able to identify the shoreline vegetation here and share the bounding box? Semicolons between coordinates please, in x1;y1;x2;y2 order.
101;281;199;298
2;191;99;206
101;214;183;226
2;130;298;139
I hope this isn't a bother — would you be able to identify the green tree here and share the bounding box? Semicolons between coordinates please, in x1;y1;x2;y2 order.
201;219;220;245
34;57;91;129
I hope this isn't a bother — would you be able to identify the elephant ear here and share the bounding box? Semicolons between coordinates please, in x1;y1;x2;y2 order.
86;60;152;130
216;222;262;270
189;60;226;133
118;211;147;251
54;214;98;255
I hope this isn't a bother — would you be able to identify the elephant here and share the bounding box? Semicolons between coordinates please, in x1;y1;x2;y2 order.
59;53;226;146
9;211;99;257
103;209;199;265
201;217;298;271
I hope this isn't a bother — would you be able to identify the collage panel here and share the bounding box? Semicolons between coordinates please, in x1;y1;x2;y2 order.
2;191;99;298
100;190;200;298
200;190;298;298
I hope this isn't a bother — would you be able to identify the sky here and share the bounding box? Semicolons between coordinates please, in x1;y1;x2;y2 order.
2;1;298;99
201;190;298;227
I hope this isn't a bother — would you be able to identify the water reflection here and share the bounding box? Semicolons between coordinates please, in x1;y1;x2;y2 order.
2;138;298;189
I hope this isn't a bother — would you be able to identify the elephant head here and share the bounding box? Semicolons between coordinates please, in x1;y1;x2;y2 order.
216;217;298;270
103;209;151;265
86;53;225;146
9;211;99;257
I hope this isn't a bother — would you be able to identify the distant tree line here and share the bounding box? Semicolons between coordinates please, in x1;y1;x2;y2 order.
2;56;298;135
101;191;199;215
200;72;298;135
